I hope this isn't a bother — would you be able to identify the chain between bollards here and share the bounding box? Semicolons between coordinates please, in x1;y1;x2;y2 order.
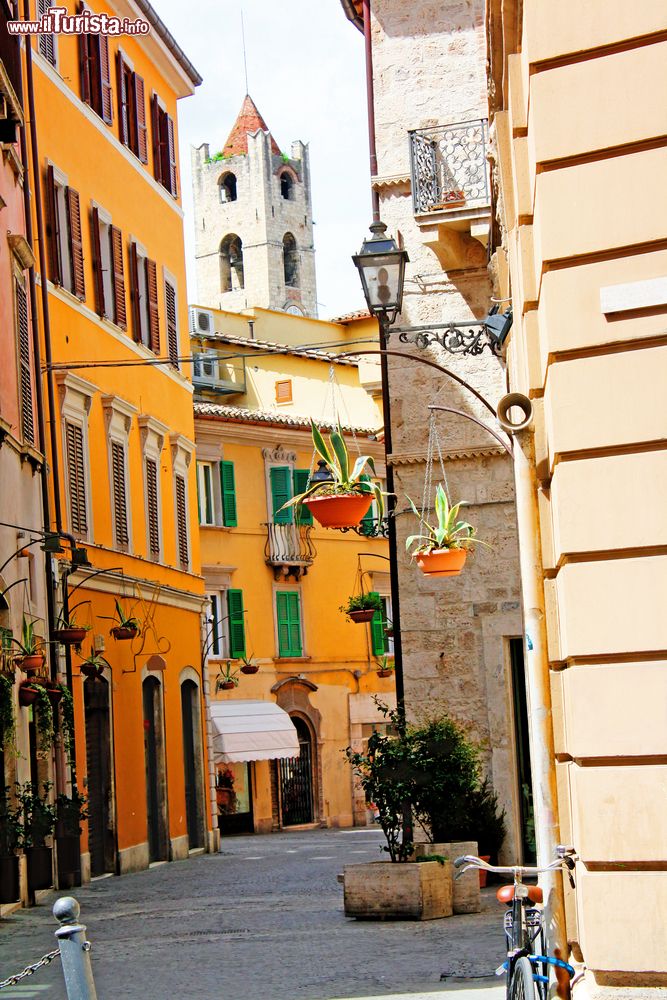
53;896;98;1000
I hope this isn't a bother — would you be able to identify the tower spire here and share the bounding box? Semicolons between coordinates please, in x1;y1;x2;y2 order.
241;7;249;96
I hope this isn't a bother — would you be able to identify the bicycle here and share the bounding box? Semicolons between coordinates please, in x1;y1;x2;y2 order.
453;846;577;1000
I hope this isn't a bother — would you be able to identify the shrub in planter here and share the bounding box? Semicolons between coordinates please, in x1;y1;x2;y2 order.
55;788;87;889
281;422;386;529
0;785;23;903
18;781;56;892
405;485;487;577
340;592;383;624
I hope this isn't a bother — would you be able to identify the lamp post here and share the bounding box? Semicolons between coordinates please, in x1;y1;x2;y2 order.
352;222;409;715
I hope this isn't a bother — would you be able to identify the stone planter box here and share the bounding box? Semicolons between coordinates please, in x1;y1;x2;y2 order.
413;840;480;914
343;860;453;920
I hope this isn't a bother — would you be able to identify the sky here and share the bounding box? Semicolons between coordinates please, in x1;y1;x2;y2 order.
150;0;372;319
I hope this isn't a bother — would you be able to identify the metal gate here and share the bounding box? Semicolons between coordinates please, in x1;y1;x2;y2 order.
279;719;313;826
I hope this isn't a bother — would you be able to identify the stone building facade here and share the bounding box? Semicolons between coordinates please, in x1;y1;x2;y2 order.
192;96;318;318
341;0;526;862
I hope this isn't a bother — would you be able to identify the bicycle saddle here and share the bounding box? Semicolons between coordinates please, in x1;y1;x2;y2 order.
496;884;543;904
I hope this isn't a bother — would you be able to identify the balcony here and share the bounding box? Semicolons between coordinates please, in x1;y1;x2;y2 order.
192;351;246;396
264;522;316;581
409;119;490;269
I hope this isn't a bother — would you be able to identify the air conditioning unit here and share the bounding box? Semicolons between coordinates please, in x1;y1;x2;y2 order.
189;307;214;335
192;350;220;387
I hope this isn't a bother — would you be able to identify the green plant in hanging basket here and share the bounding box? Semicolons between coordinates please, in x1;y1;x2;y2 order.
282;422;386;529
215;661;239;691
34;684;55;757
405;484;487;578
339;593;383;615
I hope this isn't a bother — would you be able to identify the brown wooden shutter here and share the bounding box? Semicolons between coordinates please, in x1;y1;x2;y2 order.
78;27;92;106
129;241;141;342
45;165;63;285
65;421;87;535
166;114;177;197
99;33;113;125
66;187;86;300
151;94;162;184
134;74;148;163
164;280;178;368
91;206;105;317
116;50;129;145
38;0;56;66
175;474;189;568
145;457;160;559
16;279;34;445
111;440;129;547
146;257;160;354
110;226;126;329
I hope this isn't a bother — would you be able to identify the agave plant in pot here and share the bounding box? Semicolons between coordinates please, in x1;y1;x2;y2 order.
340;592;383;624
238;654;259;675
406;485;485;577
282;422;385;529
79;649;110;679
215;661;239;692
105;599;141;641
10;616;46;674
52;601;91;646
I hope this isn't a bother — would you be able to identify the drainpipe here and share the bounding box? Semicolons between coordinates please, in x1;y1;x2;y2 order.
362;0;380;222
512;426;566;950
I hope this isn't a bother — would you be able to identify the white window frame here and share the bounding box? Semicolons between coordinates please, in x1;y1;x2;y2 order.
56;373;96;541
50;164;73;294
102;395;136;553
138;415;168;563
197;460;223;527
170;434;195;572
92;202;115;322
130;237;150;348
206;590;230;659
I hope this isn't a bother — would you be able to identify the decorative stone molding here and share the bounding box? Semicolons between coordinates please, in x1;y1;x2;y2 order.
55;372;96;419
169;433;195;474
137;414;168;458
101;395;137;438
262;444;296;464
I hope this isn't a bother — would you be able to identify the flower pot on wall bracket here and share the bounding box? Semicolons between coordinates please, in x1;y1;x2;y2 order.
348;610;376;624
305;493;373;529
80;662;103;679
416;549;468;578
52;628;87;646
376;669;393;679
18;681;39;706
110;625;139;641
20;653;45;675
46;684;63;707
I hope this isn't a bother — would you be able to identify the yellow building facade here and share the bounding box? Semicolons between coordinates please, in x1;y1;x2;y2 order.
191;305;394;832
26;1;214;880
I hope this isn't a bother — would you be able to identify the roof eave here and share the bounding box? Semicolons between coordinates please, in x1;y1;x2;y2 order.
339;0;364;32
131;0;203;88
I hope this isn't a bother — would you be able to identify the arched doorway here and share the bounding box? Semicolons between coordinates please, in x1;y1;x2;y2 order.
142;676;168;862
180;680;205;849
278;717;314;827
84;675;115;876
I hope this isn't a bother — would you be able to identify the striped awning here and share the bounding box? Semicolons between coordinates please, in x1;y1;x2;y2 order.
209;700;300;763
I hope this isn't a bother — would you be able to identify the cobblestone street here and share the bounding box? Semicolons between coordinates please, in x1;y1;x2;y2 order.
0;829;505;1000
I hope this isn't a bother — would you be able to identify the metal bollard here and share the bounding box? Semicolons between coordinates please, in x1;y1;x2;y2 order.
53;897;98;1000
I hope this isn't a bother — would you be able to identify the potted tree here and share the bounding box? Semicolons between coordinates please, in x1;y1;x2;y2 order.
406;485;485;577
52;601;91;646
10;616;46;674
55;788;87;889
343;705;453;920
0;785;23;903
105;599;141;641
19;781;56;892
340;592;383;624
215;661;239;691
282;422;385;529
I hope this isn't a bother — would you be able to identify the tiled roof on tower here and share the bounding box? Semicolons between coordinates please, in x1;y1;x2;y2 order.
223;94;282;157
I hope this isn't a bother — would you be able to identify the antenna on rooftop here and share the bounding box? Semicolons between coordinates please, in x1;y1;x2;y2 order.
241;6;249;95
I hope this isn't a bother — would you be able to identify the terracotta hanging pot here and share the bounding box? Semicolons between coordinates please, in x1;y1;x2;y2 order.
416;548;468;577
80;662;103;679
110;625;139;641
52;628;87;646
240;664;259;675
18;681;39;706
376;668;394;679
219;680;236;690
305;493;372;529
20;653;45;675
46;685;63;707
348;610;376;624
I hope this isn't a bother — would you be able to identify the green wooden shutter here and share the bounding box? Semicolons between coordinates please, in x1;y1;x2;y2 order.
276;591;302;657
359;474;375;536
270;466;292;524
220;460;237;527
195;464;202;523
292;469;313;525
369;591;386;656
226;589;246;658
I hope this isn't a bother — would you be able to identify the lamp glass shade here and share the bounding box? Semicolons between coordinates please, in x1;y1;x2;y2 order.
353;222;409;322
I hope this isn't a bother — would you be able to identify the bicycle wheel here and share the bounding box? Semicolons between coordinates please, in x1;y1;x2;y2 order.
508;956;539;1000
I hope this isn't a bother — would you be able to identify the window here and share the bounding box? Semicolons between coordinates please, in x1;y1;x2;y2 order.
221;461;237;527
207;592;226;657
78;3;113;125
196;460;237;527
219;173;237;203
197;461;215;526
139;414;166;562
58;373;95;539
275;379;292;404
92;208;126;328
206;589;245;659
38;0;57;66
220;234;244;292
227;589;246;658
269;465;293;525
283;233;299;287
151;94;177;196
116;51;147;162
103;396;135;552
65;421;88;536
174;474;189;569
292;469;312;526
15;276;34;445
45;166;85;300
110;440;130;549
164;276;179;369
276;590;302;658
370;592;392;657
279;171;294;200
145;457;161;560
129;242;159;351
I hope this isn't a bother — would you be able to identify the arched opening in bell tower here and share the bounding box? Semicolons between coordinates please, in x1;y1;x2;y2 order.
220;234;244;292
283;233;299;288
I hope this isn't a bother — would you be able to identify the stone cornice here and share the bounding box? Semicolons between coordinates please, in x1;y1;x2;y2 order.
388;445;509;465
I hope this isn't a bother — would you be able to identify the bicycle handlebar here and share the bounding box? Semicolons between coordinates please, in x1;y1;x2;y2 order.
453;848;577;881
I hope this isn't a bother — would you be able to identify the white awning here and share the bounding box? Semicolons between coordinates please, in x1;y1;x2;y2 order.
209;700;300;763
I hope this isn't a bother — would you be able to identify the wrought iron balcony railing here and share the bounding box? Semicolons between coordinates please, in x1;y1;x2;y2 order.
409;118;489;216
264;522;316;580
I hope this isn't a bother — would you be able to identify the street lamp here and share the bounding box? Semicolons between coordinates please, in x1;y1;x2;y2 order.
352;221;409;326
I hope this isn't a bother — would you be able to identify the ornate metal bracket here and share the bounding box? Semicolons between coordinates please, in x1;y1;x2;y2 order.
397;322;502;357
337;518;390;539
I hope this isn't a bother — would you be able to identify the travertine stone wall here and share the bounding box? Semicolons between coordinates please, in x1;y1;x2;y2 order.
370;0;524;863
192;132;317;317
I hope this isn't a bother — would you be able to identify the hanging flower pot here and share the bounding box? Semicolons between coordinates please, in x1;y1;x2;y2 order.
376;668;393;678
20;653;46;675
46;684;63;707
348;609;376;624
240;663;259;675
305;493;373;529
416;548;468;577
340;593;383;624
219;680;236;691
110;625;139;641
19;681;39;706
52;628;88;646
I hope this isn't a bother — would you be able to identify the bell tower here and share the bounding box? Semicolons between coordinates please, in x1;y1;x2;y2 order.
191;95;318;317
